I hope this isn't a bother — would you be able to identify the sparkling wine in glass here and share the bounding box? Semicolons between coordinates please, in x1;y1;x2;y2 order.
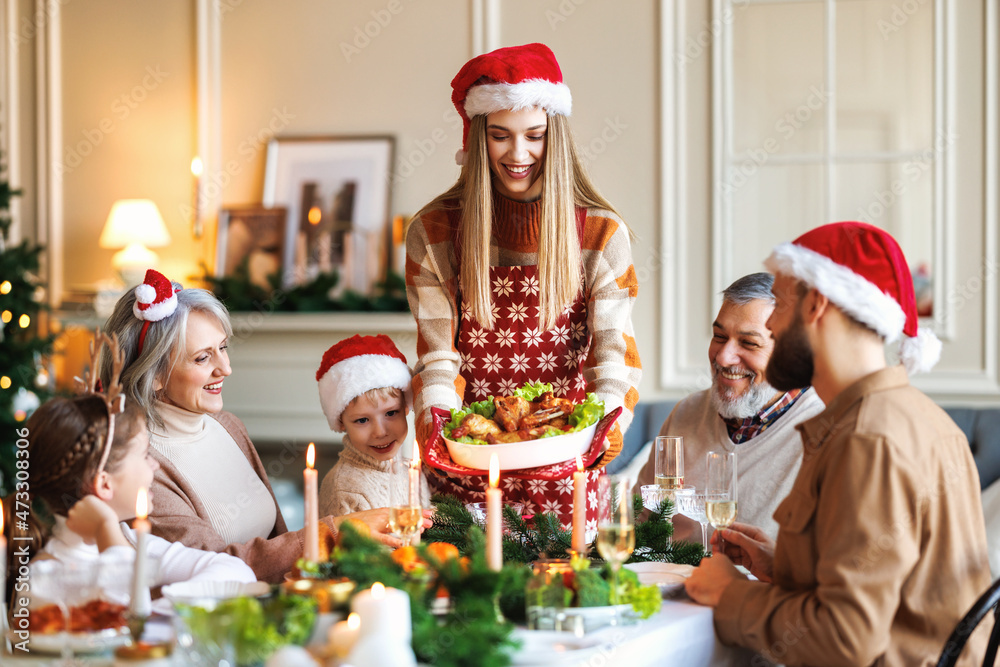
390;454;423;547
706;451;738;553
654;436;684;490
597;475;635;620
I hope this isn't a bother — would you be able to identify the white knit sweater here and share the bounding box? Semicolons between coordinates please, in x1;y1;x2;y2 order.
637;388;824;542
318;436;431;517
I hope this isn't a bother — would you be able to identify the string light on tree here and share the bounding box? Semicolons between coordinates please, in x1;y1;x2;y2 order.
0;280;10;294
1;311;11;323
18;314;29;328
0;377;10;390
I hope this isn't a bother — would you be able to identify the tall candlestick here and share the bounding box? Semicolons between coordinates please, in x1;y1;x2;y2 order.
572;454;587;554
129;488;151;617
486;454;502;571
304;443;320;562
409;441;420;507
190;156;203;238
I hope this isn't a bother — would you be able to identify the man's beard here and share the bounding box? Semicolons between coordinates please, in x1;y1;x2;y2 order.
766;309;815;392
710;364;780;420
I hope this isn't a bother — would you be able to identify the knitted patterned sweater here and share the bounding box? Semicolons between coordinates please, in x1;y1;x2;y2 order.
318;436;431;517
405;194;642;445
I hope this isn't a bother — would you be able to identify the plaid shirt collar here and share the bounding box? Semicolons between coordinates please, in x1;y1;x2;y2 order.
723;388;806;444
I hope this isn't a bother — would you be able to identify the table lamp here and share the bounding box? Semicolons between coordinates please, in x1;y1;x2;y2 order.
99;199;171;287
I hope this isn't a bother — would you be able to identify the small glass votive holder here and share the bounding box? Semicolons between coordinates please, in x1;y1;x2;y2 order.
525;559;574;631
466;501;524;532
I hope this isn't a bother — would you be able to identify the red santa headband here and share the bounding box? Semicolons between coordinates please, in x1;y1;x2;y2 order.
451;42;572;164
764;221;942;374
316;334;413;433
133;269;179;355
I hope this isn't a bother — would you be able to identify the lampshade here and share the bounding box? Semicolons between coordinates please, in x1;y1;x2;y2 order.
99;199;171;249
100;199;171;287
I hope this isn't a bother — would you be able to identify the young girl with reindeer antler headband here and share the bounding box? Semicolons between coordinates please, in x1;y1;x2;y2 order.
2;330;256;611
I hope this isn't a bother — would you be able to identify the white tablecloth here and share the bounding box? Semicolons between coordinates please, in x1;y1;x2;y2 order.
510;598;755;666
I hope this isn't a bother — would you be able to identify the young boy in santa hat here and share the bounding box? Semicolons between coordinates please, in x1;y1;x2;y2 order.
316;334;430;518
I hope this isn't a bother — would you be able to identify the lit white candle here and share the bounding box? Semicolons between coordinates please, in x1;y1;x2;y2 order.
486;454;502;571
347;582;416;666
328;612;361;659
0;498;7;612
409;441;421;507
129;488;151;617
304;443;320;562
190;156;203;236
572;454;587;554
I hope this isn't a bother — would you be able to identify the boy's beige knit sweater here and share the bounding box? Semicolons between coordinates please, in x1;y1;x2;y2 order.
319;436;431;518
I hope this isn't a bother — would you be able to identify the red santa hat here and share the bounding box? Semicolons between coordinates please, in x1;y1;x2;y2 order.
451;42;572;164
316;334;413;432
764;221;942;374
132;269;178;322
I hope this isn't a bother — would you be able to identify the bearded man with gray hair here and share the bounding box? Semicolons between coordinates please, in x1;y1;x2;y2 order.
637;273;824;541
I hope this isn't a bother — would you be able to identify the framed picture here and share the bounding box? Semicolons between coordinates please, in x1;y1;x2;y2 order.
215;206;288;290
263;136;394;290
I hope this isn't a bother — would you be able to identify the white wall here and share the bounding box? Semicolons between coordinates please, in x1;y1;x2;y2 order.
4;0;998;433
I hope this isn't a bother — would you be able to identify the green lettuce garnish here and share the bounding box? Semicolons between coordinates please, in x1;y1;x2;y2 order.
443;382;605;445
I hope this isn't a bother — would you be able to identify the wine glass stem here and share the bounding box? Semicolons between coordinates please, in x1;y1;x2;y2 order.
700;522;710;557
610;563;620;605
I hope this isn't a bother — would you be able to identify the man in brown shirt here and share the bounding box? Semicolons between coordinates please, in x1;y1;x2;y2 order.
686;222;992;666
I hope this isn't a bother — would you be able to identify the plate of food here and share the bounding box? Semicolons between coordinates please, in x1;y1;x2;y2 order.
623;562;694;597
442;382;605;471
13;600;132;654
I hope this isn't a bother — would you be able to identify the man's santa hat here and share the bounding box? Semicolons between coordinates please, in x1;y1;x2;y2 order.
764;221;942;374
451;42;572;164
316;334;412;432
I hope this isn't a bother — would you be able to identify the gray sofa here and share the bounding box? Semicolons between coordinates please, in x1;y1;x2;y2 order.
607;399;1000;490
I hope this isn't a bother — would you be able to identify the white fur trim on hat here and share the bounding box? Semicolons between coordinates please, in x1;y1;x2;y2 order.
464;79;572;118
765;242;907;342
135;283;156;304
899;327;942;374
131;292;178;322
317;353;413;433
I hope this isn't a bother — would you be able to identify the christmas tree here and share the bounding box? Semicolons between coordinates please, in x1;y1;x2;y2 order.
0;148;55;496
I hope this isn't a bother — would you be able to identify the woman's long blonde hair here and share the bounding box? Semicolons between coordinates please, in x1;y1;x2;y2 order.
414;113;623;331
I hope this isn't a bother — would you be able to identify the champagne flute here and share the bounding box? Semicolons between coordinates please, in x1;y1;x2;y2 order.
674;487;712;557
706;451;738;554
654;436;684;490
596;474;635;619
389;454;423;547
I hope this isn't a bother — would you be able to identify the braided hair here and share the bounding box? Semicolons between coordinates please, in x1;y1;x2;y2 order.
3;395;145;573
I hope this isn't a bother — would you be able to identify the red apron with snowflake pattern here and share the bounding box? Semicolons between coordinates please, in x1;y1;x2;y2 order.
422;208;620;531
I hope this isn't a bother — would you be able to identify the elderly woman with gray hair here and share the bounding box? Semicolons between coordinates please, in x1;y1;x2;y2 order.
101;269;418;583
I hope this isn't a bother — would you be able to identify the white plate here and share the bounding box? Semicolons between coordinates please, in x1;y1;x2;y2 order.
445;423;597;471
162;580;270;605
9;626;131;655
510;629;612;665
624;562;693;597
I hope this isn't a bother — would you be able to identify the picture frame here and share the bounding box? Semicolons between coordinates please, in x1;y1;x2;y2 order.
214;205;288;290
263;135;395;290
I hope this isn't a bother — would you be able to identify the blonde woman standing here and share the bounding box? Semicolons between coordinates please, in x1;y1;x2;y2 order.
406;43;642;528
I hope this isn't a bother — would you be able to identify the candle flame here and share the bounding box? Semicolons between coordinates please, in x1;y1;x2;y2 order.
308;206;322;225
135;487;149;519
347;612;360;630
576;454;583;473
489;453;499;488
191;156;203;177
307;443;315;469
411;440;420;467
372;582;385;599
